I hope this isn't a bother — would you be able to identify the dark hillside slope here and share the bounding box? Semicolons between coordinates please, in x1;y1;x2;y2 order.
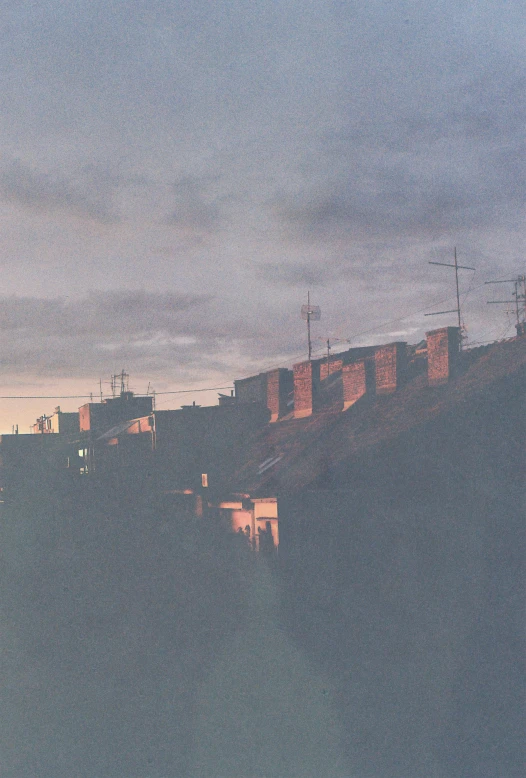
278;400;525;778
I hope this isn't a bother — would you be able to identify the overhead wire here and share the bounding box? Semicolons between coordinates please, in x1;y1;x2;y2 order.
0;386;235;400
0;269;521;402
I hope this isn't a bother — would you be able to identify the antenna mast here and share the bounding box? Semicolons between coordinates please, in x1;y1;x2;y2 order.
486;274;526;335
110;370;129;397
425;247;475;345
301;292;321;361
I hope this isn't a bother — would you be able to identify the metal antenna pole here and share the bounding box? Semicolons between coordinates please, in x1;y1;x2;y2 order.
426;249;475;347
454;248;461;329
307;291;312;361
301;293;321;362
486;275;526;332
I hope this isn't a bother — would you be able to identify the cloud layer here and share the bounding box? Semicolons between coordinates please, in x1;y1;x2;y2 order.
0;1;524;425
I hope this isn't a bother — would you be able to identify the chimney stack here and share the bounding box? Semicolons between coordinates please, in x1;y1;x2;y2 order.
426;327;461;385
293;360;320;418
266;368;293;422
342;359;375;409
374;342;407;395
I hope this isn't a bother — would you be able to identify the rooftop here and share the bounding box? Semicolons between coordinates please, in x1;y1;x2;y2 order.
223;336;526;496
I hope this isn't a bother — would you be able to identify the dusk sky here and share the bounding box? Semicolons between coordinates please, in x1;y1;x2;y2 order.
1;1;524;431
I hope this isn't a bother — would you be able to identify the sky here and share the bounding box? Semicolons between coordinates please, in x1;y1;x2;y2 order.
0;0;524;431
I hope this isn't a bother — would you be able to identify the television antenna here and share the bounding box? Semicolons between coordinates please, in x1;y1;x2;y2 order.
486;275;526;335
314;336;345;377
301;292;321;361
425;247;475;346
111;370;129;397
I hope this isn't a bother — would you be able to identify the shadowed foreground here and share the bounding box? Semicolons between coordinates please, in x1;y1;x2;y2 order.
0;477;524;777
0;488;346;778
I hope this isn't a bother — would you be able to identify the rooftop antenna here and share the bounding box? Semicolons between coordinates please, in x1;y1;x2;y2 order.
315;335;345;376
120;370;129;395
301;292;321;361
485;274;526;335
110;370;129;397
425;247;475;346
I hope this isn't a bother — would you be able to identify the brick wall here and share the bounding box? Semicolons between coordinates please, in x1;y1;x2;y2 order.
342;360;368;409
234;373;267;404
319;358;343;381
266;368;293;422
293;360;320;418
426;327;461;385
375;342;407;394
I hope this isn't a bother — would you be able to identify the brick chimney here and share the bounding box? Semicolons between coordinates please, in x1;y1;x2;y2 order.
234;373;267;404
342;359;375;409
293;360;320;418
426;327;461;385
320;358;343;381
266;368;293;422
374;342;407;394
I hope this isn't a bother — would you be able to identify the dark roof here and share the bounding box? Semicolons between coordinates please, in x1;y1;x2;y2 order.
223;337;526;496
95;418;150;441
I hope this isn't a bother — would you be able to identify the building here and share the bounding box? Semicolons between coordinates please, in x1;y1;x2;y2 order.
78;392;154;435
1;328;524;556
31;406;80;436
214;328;525;554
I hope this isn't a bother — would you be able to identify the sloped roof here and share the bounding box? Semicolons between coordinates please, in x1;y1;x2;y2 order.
96;418;144;442
223;337;526;496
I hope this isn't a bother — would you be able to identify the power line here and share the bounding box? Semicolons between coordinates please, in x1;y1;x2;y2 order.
0;394;95;400
235;270;520;378
0;386;234;401
0;270;519;402
155;386;233;395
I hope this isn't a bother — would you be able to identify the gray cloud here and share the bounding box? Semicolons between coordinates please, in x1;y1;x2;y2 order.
273;60;526;243
275;138;524;244
0;290;289;381
166;175;224;233
254;255;394;288
0;290;209;335
255;261;329;288
0;160;121;223
0;1;524;422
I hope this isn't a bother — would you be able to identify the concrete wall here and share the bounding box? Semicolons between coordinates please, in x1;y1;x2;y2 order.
79;395;153;433
220;497;279;551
